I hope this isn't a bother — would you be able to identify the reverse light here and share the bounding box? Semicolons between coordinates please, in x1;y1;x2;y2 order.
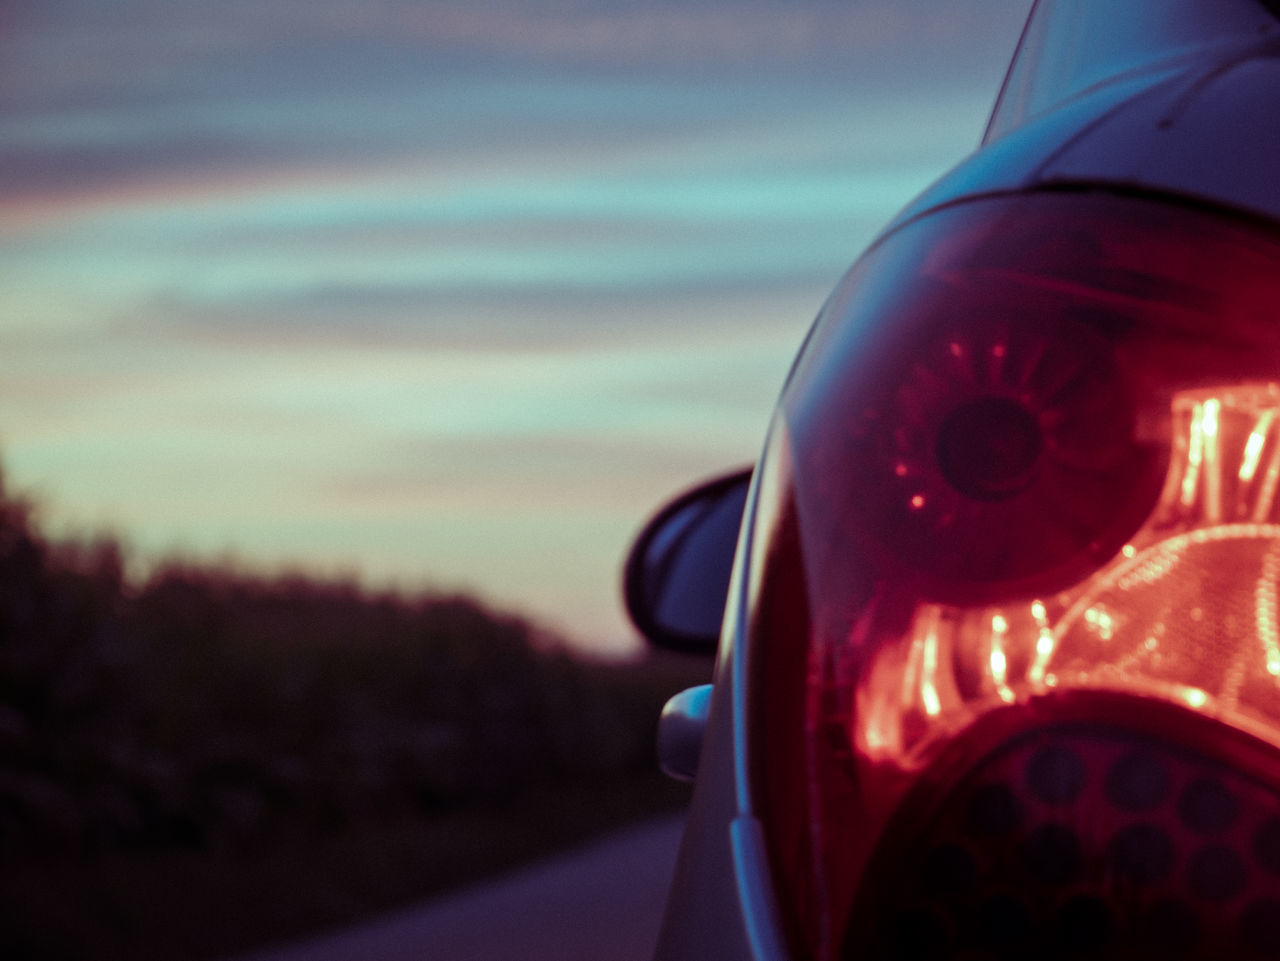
745;190;1280;960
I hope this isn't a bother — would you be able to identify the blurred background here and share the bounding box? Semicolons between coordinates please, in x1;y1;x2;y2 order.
0;0;1031;958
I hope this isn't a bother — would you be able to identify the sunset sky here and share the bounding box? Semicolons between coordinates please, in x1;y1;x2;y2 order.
0;0;1032;657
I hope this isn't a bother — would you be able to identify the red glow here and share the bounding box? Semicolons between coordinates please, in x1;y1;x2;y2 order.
749;191;1280;960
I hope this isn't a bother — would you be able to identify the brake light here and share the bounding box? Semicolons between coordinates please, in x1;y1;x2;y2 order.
747;190;1280;960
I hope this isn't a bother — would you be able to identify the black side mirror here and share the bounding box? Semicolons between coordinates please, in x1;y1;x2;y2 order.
623;467;752;654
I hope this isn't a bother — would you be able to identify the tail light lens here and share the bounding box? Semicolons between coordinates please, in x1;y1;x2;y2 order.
747;190;1280;960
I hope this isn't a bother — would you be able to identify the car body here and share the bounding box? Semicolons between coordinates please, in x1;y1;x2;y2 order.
625;2;1280;959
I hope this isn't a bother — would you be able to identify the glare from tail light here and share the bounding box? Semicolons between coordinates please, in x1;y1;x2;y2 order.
745;190;1280;960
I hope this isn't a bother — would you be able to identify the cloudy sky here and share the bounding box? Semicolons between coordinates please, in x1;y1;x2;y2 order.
0;0;1033;657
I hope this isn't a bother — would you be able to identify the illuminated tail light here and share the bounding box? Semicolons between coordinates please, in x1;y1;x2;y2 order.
746;190;1280;960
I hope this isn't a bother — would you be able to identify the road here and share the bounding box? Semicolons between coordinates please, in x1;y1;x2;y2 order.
227;815;685;961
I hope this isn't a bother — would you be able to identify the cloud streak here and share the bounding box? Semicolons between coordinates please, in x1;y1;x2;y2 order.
0;0;1034;653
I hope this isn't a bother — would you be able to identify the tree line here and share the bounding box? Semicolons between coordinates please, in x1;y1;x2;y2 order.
0;468;691;857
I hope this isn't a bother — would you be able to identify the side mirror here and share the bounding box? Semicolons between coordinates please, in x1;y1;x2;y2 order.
623;467;752;654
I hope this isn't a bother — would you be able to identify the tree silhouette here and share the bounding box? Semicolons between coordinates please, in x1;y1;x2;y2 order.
0;464;682;857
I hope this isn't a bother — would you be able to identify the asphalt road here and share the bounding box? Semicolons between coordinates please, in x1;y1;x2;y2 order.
227;814;686;961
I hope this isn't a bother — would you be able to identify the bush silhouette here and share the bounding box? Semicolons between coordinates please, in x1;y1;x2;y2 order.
0;467;679;857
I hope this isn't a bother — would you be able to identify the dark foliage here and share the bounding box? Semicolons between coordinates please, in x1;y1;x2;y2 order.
0;467;690;861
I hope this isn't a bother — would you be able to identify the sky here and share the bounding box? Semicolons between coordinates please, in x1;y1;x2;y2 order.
0;0;1033;658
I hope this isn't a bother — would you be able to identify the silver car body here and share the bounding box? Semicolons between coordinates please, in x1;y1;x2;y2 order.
652;1;1280;958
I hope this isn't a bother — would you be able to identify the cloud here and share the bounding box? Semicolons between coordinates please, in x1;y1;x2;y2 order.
0;0;1035;653
0;0;1030;206
7;1;1031;75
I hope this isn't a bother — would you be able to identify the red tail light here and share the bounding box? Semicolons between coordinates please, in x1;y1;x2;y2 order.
746;189;1280;960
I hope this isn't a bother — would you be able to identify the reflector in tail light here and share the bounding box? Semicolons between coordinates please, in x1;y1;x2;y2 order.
746;190;1280;960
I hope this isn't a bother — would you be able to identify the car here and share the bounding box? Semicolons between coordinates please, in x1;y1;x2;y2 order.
623;1;1280;959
